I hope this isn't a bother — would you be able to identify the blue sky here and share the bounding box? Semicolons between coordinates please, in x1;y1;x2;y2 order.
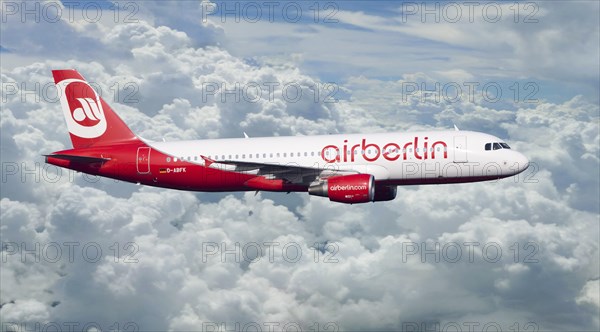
1;1;599;330
204;1;600;103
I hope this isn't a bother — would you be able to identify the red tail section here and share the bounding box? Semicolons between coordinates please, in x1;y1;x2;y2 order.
53;69;139;148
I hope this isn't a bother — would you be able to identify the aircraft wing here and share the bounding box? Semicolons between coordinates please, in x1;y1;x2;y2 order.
201;156;358;190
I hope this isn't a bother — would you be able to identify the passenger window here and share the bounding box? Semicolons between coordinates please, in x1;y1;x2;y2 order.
236;155;239;159
284;153;287;157
304;152;307;157
311;152;315;156
222;155;225;159
277;153;280;157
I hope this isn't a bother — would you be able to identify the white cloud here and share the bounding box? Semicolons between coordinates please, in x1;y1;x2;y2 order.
1;1;598;331
577;279;600;309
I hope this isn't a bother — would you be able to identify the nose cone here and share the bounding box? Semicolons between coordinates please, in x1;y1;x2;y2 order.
514;151;530;174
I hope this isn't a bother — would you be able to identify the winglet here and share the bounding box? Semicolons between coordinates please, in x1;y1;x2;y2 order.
243;132;249;138
454;124;460;131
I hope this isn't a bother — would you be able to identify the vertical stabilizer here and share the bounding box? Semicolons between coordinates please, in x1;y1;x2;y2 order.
52;69;138;148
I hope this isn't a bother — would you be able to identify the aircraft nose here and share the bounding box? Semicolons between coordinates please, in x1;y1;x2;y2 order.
515;151;530;174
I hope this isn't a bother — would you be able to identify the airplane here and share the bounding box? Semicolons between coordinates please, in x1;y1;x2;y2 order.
45;69;530;204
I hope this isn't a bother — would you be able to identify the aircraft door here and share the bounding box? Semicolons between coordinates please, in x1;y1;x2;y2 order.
137;147;151;174
453;136;468;163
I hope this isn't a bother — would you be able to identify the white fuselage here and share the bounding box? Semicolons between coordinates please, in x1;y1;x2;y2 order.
148;130;529;184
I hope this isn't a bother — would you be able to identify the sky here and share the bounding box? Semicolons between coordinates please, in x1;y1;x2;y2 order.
1;0;599;331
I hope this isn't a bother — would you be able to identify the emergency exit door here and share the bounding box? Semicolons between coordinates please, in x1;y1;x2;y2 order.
453;136;468;163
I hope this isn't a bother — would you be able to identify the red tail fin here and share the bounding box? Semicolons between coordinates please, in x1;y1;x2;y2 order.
53;69;138;148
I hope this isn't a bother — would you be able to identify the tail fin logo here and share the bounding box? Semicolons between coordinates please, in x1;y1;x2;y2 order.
57;79;107;138
72;98;102;124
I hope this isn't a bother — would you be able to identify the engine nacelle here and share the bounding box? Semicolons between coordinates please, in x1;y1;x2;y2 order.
308;174;375;204
373;185;397;202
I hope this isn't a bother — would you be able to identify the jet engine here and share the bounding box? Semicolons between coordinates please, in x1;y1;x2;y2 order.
373;185;397;202
308;174;375;204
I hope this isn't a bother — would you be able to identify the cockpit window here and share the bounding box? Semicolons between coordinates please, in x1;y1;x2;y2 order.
486;142;511;151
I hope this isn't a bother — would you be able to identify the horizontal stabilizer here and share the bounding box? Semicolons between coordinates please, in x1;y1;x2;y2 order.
44;154;111;164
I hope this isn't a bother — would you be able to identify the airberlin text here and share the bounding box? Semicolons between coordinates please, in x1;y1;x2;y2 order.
322;137;448;163
330;184;367;191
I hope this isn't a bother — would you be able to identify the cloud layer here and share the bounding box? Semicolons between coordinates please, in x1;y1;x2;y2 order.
1;1;598;331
